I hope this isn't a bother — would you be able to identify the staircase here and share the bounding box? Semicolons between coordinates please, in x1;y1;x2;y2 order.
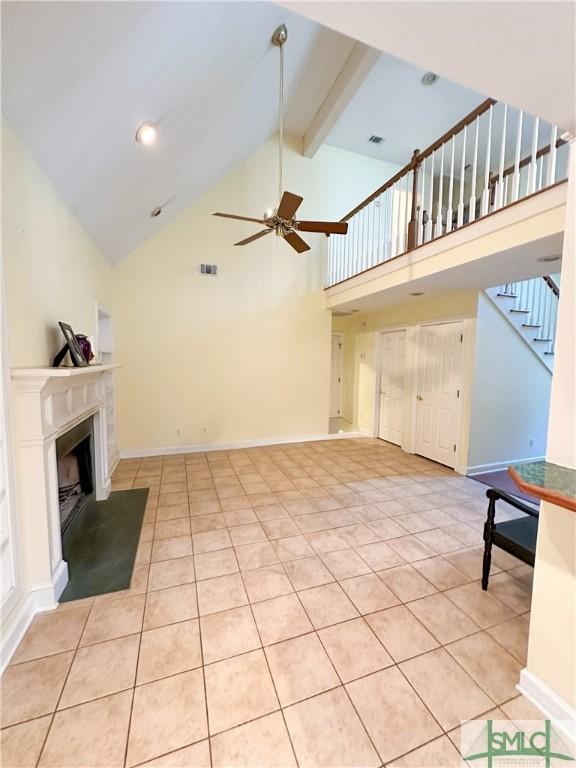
485;276;559;370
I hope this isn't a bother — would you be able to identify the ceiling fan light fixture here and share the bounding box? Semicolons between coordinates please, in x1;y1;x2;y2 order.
135;122;157;146
537;254;561;262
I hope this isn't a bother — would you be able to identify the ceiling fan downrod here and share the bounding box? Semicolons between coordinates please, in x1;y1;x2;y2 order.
272;24;287;210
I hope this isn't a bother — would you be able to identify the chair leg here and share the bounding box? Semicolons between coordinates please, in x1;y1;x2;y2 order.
482;498;496;590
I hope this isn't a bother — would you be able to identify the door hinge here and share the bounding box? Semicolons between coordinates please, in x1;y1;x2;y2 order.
457;389;460;398
338;377;341;383
460;334;463;342
453;444;457;452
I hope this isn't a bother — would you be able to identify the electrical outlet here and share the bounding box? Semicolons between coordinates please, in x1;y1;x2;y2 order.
529;438;535;447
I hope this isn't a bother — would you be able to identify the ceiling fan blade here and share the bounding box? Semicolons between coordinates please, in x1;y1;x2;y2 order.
283;230;310;253
234;229;273;246
296;220;349;235
277;191;303;220
214;212;269;224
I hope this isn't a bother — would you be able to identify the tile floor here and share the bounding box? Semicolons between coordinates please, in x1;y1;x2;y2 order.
0;438;540;767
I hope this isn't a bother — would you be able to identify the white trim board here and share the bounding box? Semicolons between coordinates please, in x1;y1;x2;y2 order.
120;431;367;459
467;457;546;475
517;669;576;746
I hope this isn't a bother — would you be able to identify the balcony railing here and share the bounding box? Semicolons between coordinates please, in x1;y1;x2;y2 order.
326;99;569;288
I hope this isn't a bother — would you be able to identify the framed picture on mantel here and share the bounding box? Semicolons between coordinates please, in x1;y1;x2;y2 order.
53;322;89;367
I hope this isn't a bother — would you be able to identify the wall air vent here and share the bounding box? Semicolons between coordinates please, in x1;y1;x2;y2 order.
200;264;218;275
368;135;384;144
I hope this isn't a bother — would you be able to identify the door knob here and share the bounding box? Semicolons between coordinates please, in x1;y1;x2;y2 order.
416;394;423;401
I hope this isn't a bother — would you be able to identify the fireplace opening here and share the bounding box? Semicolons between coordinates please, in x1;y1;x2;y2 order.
56;417;95;533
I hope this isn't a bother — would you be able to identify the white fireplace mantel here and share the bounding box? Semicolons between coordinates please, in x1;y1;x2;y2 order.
11;364;119;609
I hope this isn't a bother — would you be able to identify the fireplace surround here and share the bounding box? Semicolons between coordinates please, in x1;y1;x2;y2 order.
10;365;118;611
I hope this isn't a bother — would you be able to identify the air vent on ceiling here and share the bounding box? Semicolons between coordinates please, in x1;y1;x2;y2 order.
200;264;218;275
368;135;384;144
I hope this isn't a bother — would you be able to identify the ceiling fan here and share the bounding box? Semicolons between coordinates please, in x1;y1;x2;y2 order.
213;24;348;253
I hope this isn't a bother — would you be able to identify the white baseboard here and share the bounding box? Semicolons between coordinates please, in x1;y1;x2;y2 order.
517;668;576;744
0;594;36;673
120;431;367;459
467;456;545;475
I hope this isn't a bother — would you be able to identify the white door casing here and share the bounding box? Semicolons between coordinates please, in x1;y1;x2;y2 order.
378;330;407;445
414;321;464;468
330;334;343;418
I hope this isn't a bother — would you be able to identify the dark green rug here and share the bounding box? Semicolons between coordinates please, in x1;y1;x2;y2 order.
60;488;148;602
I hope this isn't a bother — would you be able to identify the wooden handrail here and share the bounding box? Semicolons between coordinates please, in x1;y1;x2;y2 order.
542;274;560;297
340;97;496;223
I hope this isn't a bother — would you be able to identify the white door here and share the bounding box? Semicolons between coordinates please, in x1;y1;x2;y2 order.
415;321;464;468
329;335;343;418
378;330;407;445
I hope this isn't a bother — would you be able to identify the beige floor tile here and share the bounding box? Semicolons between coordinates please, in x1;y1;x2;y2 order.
156;503;189;521
347;666;442;764
10;606;90;664
127;669;208;766
229;523;267;546
194;547;238;581
205;649;279;734
387;534;436;562
148;556;195;591
400;647;494;729
414;528;463;554
413;555;471;589
273;535;315;561
323;509;359;526
137;741;211;767
377;563;437;602
284;687;380;768
235;541;280;571
339;524;381;547
0;715;51;767
223;508;258;526
356;541;405;570
366;605;439;662
388;735;462;767
137;619;202;684
39;690;132;767
192;528;232;554
154;518;191;540
318;618;393;682
487;572;532;613
297;583;358;629
197;573;249;616
444;582;515;627
242;564;293;603
340;573;399;614
261;518;300;539
368;517;411;539
408;593;480;643
283;556;334;590
1;651;73;725
486;614;530;664
446;631;523;703
255;503;290;521
306;530;349;554
321;549;372;579
252;593;313;645
151;536;193;562
265;632;339;706
59;634;139;708
501;694;544;721
295;512;331;533
190;514;226;534
211;711;296;768
143;583;198;630
446;547;499;579
200;606;261;664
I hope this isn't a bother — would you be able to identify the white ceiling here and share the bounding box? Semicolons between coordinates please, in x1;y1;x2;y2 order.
326;53;484;165
1;1;355;262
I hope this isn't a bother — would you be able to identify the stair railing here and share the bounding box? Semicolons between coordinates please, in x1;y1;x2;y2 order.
326;99;568;288
497;276;560;357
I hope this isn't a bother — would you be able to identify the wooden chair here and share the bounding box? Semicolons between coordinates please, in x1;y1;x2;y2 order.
482;488;539;590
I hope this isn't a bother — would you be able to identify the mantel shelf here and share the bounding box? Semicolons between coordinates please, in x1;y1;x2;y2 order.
12;364;120;379
509;461;576;513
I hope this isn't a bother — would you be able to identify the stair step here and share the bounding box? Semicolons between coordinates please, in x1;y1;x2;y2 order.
497;292;518;298
510;309;531;314
522;324;541;328
533;338;552;342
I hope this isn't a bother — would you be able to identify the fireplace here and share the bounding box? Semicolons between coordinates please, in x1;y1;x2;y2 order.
56;417;95;533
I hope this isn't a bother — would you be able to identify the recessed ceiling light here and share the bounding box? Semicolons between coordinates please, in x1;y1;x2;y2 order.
410;291;425;296
537;254;561;262
135;122;157;145
150;206;162;218
421;72;439;86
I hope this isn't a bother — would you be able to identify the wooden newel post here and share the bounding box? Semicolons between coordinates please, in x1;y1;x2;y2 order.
407;148;421;251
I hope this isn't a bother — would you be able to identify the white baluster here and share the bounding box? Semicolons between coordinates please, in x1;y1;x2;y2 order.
382;189;390;260
495;104;508;210
511;110;523;202
435;144;445;238
457;126;467;227
537;155;544;191
446;138;455;233
418;157;426;246
468;117;480;222
377;194;383;264
503;175;509;206
393;182;402;256
528;115;539;194
547;125;558;187
403;173;411;254
481;105;493;216
425;151;434;242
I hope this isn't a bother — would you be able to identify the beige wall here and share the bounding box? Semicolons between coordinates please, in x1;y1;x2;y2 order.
525;143;575;714
333;291;478;433
114;138;397;453
2;120;112;367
